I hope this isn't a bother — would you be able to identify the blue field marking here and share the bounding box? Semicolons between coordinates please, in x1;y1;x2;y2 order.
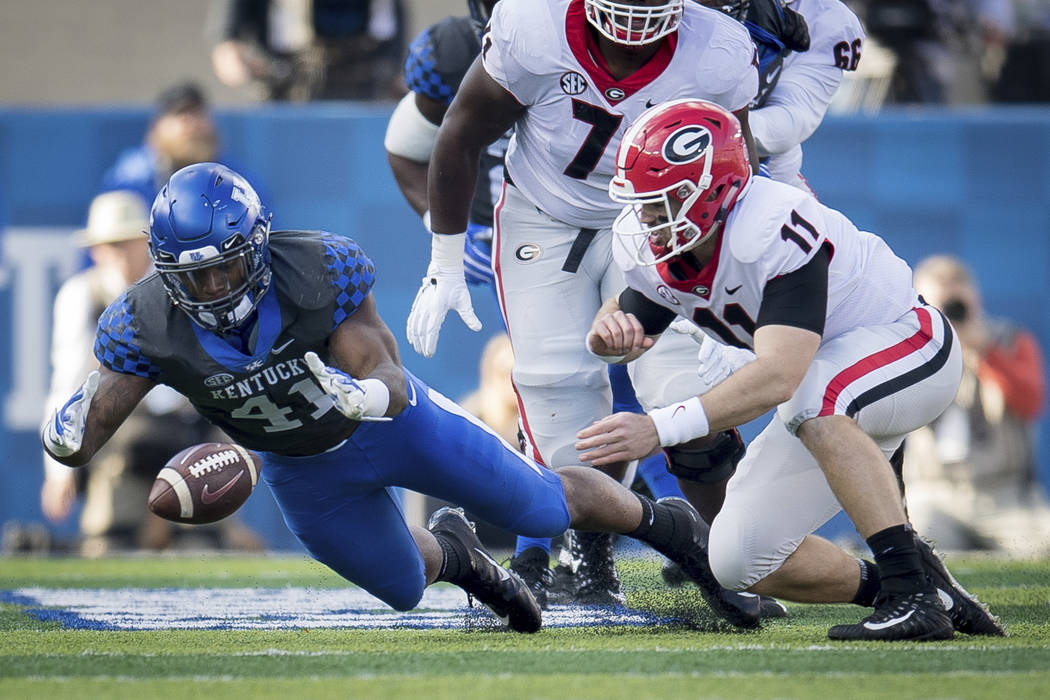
1;587;668;631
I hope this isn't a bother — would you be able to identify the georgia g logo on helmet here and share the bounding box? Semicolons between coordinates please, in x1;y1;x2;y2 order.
662;126;712;165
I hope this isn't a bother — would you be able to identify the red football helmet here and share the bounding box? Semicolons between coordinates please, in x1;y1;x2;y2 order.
609;98;751;265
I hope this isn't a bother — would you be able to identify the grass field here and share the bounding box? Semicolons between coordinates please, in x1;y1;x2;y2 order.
1;553;1048;699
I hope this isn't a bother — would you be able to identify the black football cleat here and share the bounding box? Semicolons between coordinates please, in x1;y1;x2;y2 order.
566;530;626;606
654;498;761;628
915;535;1006;636
758;595;789;619
546;547;581;606
828;589;954;641
427;507;542;633
508;546;555;610
663;558;787;619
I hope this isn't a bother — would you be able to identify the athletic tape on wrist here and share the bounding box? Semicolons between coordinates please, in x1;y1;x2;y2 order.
357;378;390;418
430;232;467;271
648;396;710;447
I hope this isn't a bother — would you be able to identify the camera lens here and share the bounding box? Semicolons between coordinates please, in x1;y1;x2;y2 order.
941;299;968;323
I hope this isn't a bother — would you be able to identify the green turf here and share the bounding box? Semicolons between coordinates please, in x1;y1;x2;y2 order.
1;554;1048;700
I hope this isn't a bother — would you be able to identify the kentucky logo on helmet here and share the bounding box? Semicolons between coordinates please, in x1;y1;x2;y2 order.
662;126;711;165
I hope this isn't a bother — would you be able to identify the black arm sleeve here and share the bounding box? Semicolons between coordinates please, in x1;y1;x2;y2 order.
756;243;830;336
618;288;678;336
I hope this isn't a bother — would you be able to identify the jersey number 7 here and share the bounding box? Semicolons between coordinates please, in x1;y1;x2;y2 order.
563;100;623;179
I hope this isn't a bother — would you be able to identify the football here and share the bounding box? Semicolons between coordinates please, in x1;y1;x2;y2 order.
148;442;261;524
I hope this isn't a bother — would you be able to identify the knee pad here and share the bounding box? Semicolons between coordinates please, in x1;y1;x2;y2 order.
665;429;745;484
708;519;753;592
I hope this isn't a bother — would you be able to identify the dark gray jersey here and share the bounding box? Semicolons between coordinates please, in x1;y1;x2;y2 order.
403;15;502;228
94;230;375;456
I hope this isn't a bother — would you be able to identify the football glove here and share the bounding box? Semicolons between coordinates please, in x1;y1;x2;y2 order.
42;371;100;458
669;318;755;392
407;232;482;357
303;352;392;422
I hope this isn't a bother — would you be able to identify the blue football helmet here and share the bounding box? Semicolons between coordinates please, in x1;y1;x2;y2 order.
148;162;271;335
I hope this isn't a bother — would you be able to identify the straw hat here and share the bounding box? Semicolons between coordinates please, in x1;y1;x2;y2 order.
73;191;150;248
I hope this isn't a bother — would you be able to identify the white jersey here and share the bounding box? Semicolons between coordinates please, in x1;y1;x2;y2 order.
750;0;864;183
483;0;758;228
613;177;918;348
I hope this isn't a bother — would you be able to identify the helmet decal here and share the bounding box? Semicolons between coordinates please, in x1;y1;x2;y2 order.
662;126;712;165
608;99;751;266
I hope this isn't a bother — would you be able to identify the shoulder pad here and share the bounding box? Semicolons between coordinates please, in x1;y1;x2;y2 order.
404;16;481;104
726;179;810;264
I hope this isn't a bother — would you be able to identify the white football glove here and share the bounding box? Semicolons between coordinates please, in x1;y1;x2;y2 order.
669;318;755;392
42;371;100;458
407;232;481;357
304;352;392;422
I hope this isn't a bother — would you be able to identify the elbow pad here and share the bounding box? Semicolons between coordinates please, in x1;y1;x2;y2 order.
384;92;440;162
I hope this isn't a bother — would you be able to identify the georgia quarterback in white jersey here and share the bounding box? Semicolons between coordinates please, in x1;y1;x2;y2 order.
578;99;1003;642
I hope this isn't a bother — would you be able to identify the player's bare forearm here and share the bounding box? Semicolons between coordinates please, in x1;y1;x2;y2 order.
49;368;155;467
428;58;523;234
701;325;821;432
328;294;409;415
388;153;430;216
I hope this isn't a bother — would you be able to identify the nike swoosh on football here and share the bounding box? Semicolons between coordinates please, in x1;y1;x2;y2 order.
271;339;294;355
725;285;742;295
200;470;245;504
863;608;915;631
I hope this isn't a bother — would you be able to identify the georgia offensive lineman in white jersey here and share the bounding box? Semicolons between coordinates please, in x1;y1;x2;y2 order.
577;99;1006;641
408;0;765;625
408;0;756;472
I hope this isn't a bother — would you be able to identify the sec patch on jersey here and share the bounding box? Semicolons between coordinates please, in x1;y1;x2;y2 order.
148;442;260;524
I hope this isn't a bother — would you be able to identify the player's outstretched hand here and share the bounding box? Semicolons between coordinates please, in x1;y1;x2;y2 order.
304;352;392;422
42;370;100;458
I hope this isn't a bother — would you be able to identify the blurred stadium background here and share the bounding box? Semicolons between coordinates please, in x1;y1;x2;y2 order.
0;0;1047;553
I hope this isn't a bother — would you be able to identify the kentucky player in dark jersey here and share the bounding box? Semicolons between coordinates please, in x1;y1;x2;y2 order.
41;162;763;631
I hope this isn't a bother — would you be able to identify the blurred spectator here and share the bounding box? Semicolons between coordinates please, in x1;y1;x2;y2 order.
208;0;407;101
849;0;1012;103
40;191;263;557
904;255;1050;557
100;82;225;207
459;333;519;446
993;0;1050;102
